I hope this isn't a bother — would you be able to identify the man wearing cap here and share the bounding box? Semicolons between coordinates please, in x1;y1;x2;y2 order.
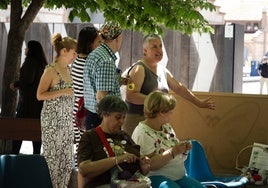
258;56;268;94
83;21;123;130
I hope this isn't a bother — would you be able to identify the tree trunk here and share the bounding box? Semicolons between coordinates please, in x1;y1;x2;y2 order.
0;24;26;154
1;28;24;117
0;0;44;154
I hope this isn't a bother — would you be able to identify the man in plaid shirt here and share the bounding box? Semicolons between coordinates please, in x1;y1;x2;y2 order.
83;21;123;130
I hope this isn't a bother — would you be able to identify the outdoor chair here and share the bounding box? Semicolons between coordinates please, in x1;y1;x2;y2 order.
185;140;248;188
0;154;53;188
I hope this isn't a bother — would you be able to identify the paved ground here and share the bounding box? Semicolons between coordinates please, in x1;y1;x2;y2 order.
242;76;264;94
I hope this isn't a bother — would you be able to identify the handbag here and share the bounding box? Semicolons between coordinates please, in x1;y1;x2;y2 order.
236;142;268;185
95;127;151;188
75;97;87;130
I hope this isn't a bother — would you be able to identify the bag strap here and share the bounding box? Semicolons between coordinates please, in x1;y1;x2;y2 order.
95;126;115;157
126;60;142;76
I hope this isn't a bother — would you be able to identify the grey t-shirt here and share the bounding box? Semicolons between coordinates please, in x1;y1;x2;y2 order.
126;61;169;114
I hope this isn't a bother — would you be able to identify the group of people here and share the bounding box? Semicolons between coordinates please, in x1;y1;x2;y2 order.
12;21;215;188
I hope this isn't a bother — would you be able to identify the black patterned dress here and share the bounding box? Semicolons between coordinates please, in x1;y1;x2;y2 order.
41;64;74;188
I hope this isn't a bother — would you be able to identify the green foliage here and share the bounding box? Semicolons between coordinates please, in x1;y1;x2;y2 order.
0;0;215;35
0;0;9;9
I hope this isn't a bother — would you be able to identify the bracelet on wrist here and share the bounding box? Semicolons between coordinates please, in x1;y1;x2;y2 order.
115;156;123;172
115;156;118;165
171;150;175;158
168;149;174;159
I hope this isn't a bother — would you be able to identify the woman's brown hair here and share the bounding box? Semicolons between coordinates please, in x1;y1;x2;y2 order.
144;91;176;118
